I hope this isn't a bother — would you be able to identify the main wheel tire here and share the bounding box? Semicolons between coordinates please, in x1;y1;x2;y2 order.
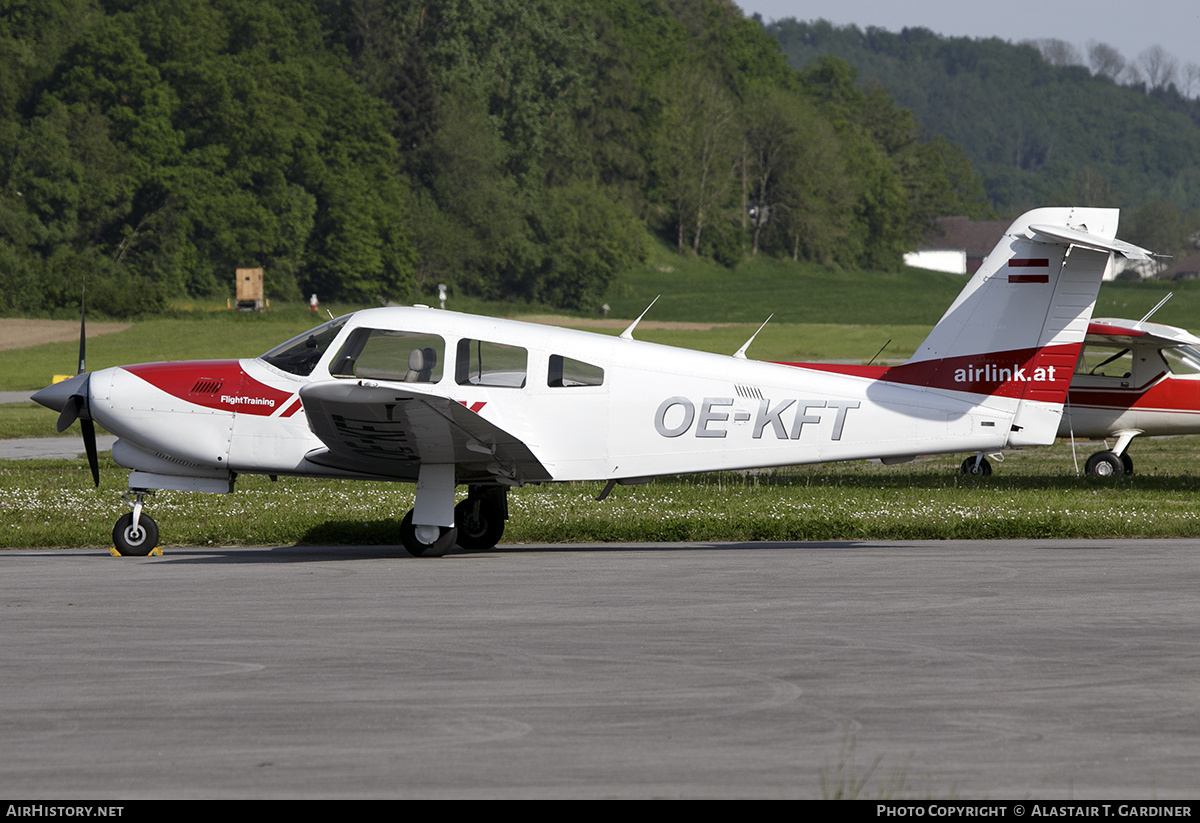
960;456;992;476
112;512;159;556
1121;453;1134;475
399;509;457;557
455;498;506;551
1085;450;1125;478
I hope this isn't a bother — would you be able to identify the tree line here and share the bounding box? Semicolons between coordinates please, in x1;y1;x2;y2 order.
765;18;1200;265
0;0;986;318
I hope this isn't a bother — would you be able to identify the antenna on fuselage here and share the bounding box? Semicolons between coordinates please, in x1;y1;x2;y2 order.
733;315;772;360
867;339;892;366
619;295;660;340
1138;292;1173;325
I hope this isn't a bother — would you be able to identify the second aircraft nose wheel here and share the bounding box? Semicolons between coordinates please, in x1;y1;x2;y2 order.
1085;450;1130;477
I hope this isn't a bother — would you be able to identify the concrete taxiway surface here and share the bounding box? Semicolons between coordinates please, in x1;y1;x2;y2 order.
0;434;117;459
3;539;1199;799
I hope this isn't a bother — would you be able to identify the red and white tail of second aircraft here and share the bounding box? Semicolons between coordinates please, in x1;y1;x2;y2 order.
34;207;1153;555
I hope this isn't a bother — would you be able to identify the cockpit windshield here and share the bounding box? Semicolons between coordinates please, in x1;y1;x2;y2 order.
1162;345;1200;376
259;316;348;376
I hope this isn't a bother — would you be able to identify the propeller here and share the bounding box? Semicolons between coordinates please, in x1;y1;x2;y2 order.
30;289;100;486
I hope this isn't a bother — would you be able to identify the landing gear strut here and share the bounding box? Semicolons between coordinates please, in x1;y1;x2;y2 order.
112;491;159;556
400;463;458;557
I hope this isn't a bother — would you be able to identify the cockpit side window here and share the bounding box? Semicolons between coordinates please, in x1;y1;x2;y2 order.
456;339;527;388
330;329;446;383
259;317;348;377
1075;344;1133;379
548;355;604;387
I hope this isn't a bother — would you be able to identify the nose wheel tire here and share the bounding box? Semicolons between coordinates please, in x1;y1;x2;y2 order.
112;512;159;556
400;510;457;557
1085;450;1127;478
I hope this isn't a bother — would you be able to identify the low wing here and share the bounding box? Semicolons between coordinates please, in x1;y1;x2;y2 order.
298;380;551;484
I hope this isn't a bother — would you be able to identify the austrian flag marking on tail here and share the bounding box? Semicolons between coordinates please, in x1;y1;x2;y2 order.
1007;258;1051;283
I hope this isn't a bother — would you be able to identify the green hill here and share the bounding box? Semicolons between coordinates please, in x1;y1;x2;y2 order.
766;19;1200;219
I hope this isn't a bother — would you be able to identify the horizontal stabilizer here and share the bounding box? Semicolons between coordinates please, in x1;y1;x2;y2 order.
1026;224;1154;261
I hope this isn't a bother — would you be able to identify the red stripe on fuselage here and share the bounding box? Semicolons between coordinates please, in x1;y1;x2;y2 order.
779;343;1081;400
1069;372;1200;413
123;361;295;416
277;396;304;417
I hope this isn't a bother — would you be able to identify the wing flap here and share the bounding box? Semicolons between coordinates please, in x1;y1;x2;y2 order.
299;381;551;484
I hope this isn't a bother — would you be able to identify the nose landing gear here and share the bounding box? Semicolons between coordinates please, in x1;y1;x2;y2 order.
112;490;159;556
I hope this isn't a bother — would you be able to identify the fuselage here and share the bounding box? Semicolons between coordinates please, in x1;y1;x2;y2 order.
88;306;1031;489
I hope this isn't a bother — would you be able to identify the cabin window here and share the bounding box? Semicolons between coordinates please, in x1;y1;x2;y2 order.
329;329;445;383
548;355;604;387
1161;345;1200;376
456;339;527;388
260;316;348;377
1075;345;1133;379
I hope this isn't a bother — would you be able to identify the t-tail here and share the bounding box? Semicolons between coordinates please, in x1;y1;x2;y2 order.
885;207;1153;446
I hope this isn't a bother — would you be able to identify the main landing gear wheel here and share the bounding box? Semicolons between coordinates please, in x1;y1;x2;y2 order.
960;456;992;476
454;495;506;551
112;512;159;556
1085;450;1128;478
399;509;457;557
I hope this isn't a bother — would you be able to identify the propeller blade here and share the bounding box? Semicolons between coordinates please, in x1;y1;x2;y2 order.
78;285;86;374
80;418;100;487
31;288;99;488
55;395;82;433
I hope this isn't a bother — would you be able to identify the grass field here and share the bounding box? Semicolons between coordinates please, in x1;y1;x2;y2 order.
3;247;1200;549
3;433;1200;549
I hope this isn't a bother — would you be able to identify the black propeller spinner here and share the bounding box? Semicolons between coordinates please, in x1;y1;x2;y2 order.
30;290;100;486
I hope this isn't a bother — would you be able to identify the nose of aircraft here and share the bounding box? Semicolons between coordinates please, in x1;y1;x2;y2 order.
32;372;89;416
31;371;101;487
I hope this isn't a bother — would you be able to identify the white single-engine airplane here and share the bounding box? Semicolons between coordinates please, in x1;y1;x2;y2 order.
34;207;1151;556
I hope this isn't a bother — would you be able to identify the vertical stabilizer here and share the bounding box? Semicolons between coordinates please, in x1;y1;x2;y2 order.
882;207;1152;445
